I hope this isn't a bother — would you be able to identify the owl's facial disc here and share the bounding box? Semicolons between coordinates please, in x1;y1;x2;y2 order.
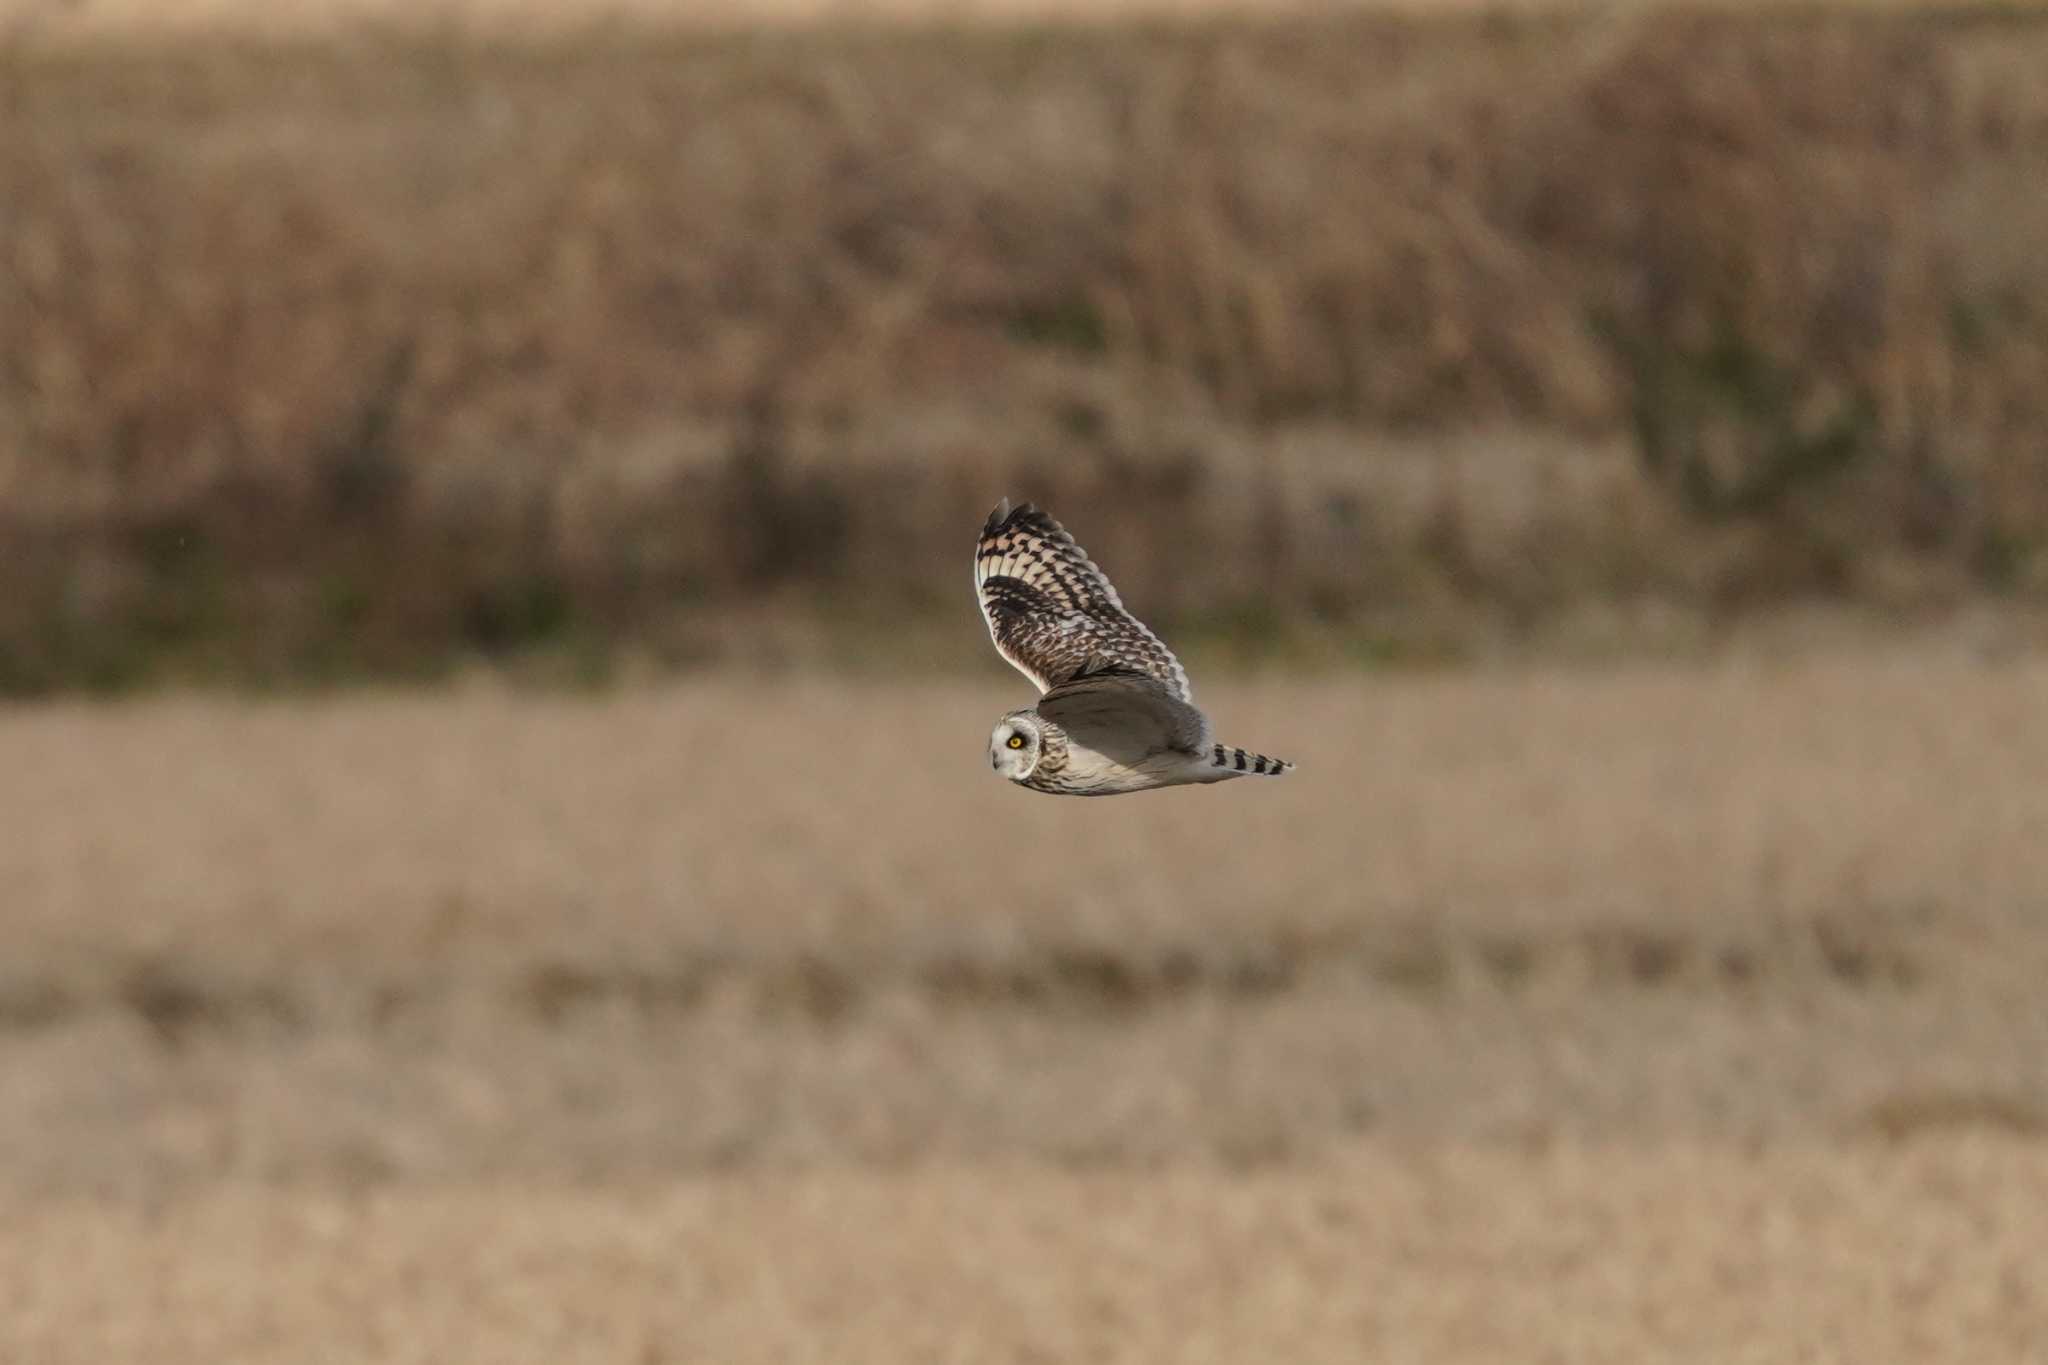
988;717;1038;781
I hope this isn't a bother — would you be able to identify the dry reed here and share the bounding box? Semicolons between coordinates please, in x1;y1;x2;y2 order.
3;9;2046;688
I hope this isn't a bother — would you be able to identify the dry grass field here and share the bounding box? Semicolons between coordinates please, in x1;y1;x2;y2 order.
7;0;2048;1355
8;1143;2046;1363
7;7;2048;687
4;651;2047;1359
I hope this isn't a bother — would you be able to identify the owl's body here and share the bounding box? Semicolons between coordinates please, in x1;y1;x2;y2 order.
975;500;1292;797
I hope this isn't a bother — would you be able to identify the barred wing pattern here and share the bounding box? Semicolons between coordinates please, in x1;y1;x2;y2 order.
973;500;1193;701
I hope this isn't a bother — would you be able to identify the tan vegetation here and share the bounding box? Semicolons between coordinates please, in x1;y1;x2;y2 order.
6;5;2048;1346
3;657;2047;1355
9;1141;2047;1364
2;658;2044;1172
5;9;2048;688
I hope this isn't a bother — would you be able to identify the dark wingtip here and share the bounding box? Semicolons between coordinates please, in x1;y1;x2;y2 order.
985;497;1046;535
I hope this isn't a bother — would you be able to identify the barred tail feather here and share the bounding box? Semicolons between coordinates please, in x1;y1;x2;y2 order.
1207;743;1294;777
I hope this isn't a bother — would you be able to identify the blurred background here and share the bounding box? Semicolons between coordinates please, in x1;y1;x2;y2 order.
4;0;2047;1360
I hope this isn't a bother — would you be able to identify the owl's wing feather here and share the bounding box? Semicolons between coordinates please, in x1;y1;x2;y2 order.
1037;668;1211;759
973;500;1193;701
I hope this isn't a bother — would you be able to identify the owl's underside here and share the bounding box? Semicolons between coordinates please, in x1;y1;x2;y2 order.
975;500;1292;796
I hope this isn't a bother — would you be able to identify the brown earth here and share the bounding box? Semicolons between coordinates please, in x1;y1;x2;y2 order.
2;654;2046;1358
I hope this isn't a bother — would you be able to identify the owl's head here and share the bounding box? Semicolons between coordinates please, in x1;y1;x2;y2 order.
989;711;1044;782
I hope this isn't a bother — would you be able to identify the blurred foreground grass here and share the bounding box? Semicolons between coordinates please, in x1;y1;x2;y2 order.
9;1141;2047;1364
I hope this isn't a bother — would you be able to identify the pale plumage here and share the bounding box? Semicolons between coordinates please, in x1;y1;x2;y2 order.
975;500;1293;796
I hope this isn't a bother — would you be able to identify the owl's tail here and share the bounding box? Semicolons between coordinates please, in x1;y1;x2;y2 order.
1207;743;1294;777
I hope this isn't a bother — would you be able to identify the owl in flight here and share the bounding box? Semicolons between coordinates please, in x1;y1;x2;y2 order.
976;499;1293;796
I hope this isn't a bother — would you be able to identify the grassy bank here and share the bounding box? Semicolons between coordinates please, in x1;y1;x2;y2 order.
5;8;2047;689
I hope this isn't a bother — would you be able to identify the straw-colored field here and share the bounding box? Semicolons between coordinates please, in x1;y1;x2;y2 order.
8;0;2046;1351
4;651;2046;1359
8;1143;2045;1364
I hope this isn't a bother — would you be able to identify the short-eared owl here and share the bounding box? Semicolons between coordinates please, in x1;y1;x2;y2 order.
975;499;1293;796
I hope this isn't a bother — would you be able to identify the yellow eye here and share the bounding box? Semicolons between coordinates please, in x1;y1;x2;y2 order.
1007;734;1025;750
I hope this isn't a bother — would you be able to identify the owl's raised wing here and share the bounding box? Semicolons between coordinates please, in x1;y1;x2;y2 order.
973;499;1193;701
